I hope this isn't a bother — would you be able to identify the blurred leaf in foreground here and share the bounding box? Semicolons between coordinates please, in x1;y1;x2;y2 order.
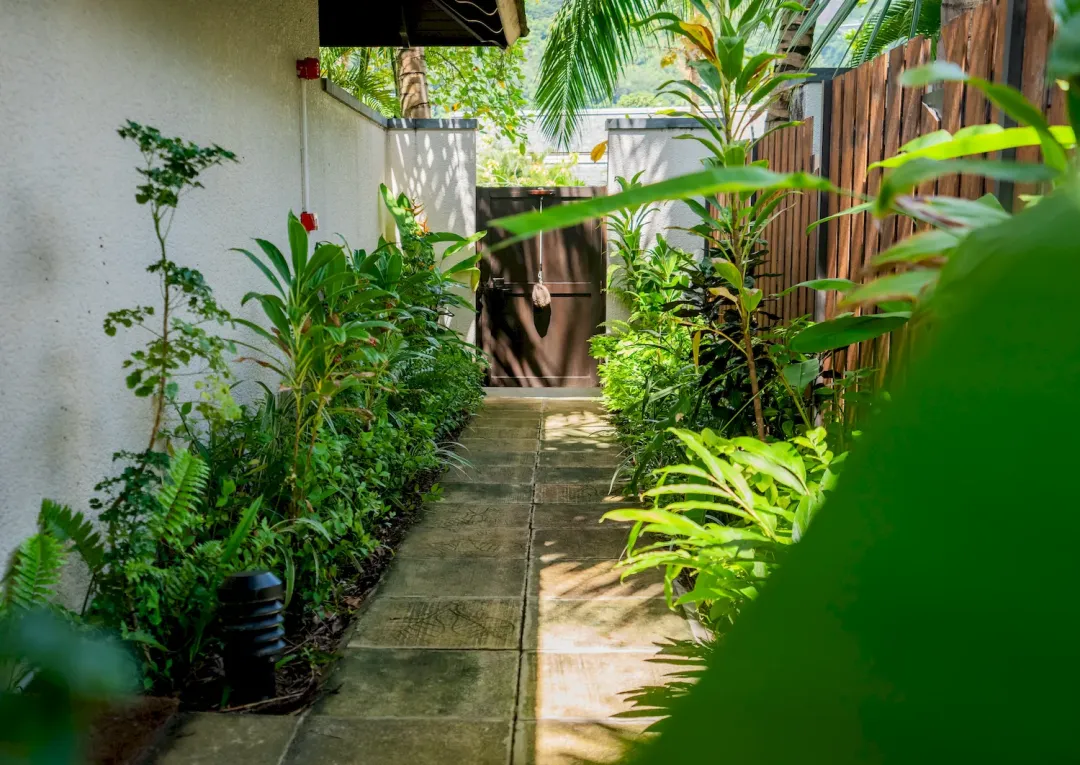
630;181;1080;763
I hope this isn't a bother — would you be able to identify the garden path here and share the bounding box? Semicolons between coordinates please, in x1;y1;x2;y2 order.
157;396;694;765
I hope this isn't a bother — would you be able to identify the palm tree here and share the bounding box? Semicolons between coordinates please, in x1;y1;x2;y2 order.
320;47;400;116
534;0;669;147
319;46;433;119
397;47;432;118
849;0;941;63
533;0;967;144
768;9;815;129
535;0;829;145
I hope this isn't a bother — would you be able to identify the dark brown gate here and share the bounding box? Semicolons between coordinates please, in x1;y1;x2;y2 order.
476;186;606;387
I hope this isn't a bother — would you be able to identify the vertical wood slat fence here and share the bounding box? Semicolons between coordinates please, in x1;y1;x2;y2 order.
754;119;817;327
752;0;1064;369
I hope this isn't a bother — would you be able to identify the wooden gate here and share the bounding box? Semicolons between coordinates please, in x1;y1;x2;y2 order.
476;186;606;387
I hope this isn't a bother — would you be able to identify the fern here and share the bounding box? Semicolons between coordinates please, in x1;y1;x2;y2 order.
39;499;105;575
2;533;66;610
151;449;208;543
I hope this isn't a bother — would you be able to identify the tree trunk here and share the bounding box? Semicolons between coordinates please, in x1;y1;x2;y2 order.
767;11;814;130
941;0;983;27
396;47;431;118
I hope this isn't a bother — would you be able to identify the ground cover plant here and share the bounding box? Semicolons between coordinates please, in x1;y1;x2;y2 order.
0;123;487;719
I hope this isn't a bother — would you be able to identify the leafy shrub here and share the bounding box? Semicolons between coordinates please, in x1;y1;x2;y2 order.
6;124;490;696
88;450;262;688
109;122;239;448
606;427;843;630
478;148;585;187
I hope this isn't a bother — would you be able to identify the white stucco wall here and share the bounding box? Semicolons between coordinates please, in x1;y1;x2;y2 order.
605;122;714;322
0;0;475;565
387;125;478;342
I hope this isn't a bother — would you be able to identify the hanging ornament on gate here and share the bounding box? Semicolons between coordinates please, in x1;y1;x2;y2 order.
531;191;552;309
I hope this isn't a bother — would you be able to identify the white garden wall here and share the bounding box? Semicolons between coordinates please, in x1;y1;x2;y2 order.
605;119;714;323
387;122;479;342
0;0;476;566
604;114;766;323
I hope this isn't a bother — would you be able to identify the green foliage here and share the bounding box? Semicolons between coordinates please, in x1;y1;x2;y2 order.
478;149;586;187
607;427;842;628
426;45;531;152
84;448;264;689
628;117;1080;765
7;128;487;701
321;45;530;151
0;610;136;764
1;501;104;613
533;0;667;145
791;63;1074;358
617;90;664;107
849;0;940;64
109;122;239;448
2;529;65;613
320;47;400;115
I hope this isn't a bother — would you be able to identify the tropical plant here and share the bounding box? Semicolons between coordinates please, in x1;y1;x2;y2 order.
478;148;586;186
234;213;399;515
320;47;400;115
848;0;941;64
109;122;239;450
626;1;828;439
1;501;104;614
606;426;842;627
621;11;1080;749
87;449;263;689
535;0;829;145
322;44;531;150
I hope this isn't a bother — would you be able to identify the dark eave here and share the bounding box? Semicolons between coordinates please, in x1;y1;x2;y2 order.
319;0;528;48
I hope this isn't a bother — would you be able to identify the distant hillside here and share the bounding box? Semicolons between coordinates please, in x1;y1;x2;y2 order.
520;0;677;108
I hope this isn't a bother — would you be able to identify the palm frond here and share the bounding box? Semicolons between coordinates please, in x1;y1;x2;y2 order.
320;46;401;117
535;0;667;147
850;0;941;64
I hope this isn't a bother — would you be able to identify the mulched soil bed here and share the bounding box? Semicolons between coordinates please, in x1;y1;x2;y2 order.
87;696;180;765
177;420;470;716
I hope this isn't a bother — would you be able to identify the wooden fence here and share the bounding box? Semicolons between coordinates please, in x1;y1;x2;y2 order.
755;119;817;326
755;0;1064;369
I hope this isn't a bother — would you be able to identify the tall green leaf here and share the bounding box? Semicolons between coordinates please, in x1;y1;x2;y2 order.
491;167;835;243
789;312;911;353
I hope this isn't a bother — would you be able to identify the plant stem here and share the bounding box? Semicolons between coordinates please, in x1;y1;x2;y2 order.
148;210;170;450
743;318;766;440
291;389;304;518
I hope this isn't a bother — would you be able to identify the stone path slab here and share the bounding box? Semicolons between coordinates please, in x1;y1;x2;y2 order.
316;648;519;718
379;557;527;598
529;557;666;600
154;396;690;765
513;721;653;765
285;718;512;765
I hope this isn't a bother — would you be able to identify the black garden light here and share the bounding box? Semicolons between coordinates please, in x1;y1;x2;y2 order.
218;571;286;703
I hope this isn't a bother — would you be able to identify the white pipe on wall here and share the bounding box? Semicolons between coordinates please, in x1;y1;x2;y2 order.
299;77;311;214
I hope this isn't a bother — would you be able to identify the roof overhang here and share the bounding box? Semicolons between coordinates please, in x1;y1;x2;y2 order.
319;0;528;48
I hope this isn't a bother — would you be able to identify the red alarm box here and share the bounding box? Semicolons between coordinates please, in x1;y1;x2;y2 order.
296;57;320;80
